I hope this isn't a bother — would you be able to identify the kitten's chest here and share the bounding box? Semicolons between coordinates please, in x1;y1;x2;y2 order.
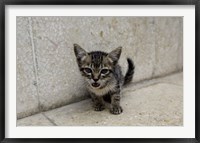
87;83;117;96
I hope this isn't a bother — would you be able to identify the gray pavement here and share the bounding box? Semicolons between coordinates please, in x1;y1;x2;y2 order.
17;72;183;126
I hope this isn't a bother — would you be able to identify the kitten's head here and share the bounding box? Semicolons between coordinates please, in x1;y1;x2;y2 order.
74;44;122;89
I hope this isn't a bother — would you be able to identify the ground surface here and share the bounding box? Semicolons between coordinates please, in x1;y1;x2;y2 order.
17;72;183;126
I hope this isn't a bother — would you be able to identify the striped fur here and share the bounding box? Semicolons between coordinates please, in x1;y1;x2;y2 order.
74;44;135;114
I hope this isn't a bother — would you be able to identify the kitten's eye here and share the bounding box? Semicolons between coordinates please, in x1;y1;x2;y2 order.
101;69;109;74
84;68;92;74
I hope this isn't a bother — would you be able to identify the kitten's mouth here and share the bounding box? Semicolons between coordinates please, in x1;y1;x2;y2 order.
91;82;100;88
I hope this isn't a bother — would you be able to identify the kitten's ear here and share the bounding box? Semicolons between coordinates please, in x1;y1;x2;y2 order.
74;44;87;61
108;47;122;64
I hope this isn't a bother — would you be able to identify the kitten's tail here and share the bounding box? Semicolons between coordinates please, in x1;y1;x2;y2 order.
124;58;135;85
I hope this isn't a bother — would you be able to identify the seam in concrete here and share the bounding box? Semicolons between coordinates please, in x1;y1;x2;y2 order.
42;113;57;126
123;81;182;95
28;17;41;111
123;82;161;94
152;17;157;77
123;70;182;94
129;70;182;88
162;82;183;87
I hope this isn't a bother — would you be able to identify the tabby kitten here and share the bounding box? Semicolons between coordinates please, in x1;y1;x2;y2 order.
74;44;134;115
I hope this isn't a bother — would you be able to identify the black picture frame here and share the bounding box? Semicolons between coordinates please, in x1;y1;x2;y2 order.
1;0;199;142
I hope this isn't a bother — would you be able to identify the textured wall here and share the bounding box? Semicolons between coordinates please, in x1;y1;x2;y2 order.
17;17;183;119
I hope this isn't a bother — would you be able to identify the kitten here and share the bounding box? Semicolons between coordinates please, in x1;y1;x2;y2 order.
74;44;135;115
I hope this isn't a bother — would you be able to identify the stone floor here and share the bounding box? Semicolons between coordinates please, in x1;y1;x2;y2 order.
17;72;183;126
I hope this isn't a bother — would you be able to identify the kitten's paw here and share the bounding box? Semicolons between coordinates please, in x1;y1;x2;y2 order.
94;104;105;111
110;106;123;115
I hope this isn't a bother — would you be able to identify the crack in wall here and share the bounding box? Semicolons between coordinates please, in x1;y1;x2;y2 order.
28;17;42;112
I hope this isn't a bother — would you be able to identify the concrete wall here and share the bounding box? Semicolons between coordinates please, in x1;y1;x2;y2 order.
17;17;183;119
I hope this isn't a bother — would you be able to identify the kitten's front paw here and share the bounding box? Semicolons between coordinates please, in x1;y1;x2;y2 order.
94;104;105;111
110;105;123;115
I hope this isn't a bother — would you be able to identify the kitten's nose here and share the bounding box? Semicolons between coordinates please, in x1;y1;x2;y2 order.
93;78;99;82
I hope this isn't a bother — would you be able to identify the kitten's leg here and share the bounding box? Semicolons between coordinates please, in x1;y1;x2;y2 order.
110;94;123;115
90;94;105;111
